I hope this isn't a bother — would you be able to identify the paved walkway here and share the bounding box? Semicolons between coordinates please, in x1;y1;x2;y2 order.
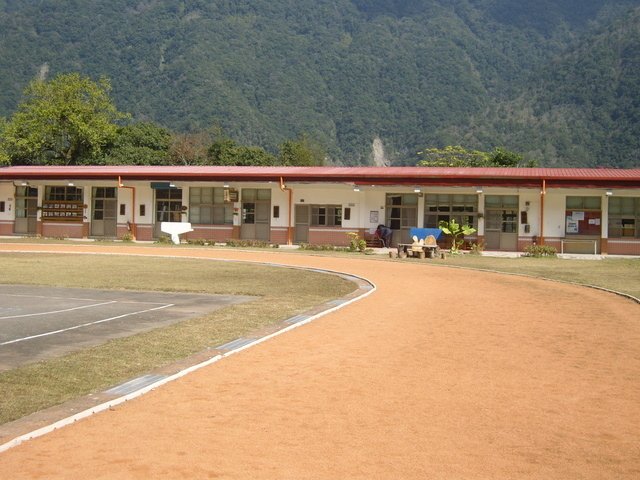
0;244;639;479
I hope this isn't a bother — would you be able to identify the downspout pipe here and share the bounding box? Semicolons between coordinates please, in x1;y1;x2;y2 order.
118;176;136;240
540;179;546;245
279;177;293;245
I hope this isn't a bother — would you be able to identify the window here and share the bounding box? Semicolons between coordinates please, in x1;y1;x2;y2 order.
385;194;418;230
310;205;342;226
425;194;478;228
46;186;83;202
608;197;640;238
189;187;233;224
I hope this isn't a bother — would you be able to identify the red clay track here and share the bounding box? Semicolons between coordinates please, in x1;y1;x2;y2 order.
0;244;639;479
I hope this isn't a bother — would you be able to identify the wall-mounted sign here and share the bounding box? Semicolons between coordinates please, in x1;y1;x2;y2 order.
566;218;579;233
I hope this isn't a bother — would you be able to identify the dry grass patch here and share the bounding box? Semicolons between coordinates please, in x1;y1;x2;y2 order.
0;253;356;424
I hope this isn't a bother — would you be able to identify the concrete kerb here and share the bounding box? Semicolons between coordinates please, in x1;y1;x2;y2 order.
0;249;377;454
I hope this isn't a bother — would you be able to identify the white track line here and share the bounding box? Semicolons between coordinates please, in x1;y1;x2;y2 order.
0;304;174;346
0;301;117;320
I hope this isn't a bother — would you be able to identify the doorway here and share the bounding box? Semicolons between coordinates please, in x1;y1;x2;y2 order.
294;204;310;243
484;195;518;251
91;187;117;237
385;193;418;246
14;186;38;234
154;187;184;238
240;189;271;241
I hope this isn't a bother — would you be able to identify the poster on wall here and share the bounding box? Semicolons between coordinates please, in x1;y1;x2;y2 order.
572;211;585;221
566;217;579;233
369;211;379;223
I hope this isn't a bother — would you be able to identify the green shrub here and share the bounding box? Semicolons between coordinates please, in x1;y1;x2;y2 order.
225;239;274;248
121;232;135;242
298;243;343;251
155;235;173;244
187;238;210;246
346;232;366;252
523;244;557;257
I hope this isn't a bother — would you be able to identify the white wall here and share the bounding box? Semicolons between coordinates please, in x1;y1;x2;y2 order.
0;183;14;221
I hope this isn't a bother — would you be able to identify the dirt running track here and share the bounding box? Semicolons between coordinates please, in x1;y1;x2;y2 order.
0;244;639;479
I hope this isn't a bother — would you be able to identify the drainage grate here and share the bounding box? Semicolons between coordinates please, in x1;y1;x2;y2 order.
216;338;255;351
284;314;311;325
326;299;347;307
105;374;167;396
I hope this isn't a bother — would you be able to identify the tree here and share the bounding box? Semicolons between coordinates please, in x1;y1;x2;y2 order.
490;147;537;167
103;122;171;165
207;138;277;166
417;146;490;167
169;131;212;165
278;134;325;166
0;118;9;166
417;145;535;167
1;73;128;165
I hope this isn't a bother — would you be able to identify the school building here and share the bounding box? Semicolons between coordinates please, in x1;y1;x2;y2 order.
1;165;639;255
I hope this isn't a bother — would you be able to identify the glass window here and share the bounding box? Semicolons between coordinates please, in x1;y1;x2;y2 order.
46;186;83;201
189;187;232;225
425;194;478;228
566;196;601;210
608;197;640;238
310;205;342;226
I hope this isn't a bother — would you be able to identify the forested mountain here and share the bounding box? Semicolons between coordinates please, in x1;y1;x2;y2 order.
0;0;639;167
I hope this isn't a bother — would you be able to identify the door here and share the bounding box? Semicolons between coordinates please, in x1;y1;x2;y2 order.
484;195;519;251
14;186;38;234
154;188;184;238
240;189;271;241
91;187;117;237
294;205;309;243
385;193;418;246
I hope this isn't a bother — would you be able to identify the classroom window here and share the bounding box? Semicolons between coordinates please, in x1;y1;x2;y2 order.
310;205;342;226
424;194;478;228
608;197;640;238
189;187;233;224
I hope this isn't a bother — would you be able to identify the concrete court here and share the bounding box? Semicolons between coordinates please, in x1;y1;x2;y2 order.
0;284;254;370
0;243;638;480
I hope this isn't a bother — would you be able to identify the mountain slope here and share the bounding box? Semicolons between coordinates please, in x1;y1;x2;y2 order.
0;0;639;166
455;6;640;167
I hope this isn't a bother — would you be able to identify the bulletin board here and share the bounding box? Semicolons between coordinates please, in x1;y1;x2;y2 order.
565;210;601;236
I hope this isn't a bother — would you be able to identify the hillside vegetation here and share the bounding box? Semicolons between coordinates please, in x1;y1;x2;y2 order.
0;0;639;167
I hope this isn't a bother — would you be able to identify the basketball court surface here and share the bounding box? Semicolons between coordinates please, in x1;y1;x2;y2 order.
0;284;254;370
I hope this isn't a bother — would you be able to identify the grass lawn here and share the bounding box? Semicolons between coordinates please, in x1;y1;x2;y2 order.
432;255;640;300
0;253;356;425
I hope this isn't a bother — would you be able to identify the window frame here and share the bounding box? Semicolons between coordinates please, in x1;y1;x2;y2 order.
310;204;342;227
189;187;233;225
424;194;478;229
608;197;640;238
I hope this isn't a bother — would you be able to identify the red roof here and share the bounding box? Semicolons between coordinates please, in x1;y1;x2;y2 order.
1;165;640;188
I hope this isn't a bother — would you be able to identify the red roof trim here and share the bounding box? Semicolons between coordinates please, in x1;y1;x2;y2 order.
1;166;639;186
